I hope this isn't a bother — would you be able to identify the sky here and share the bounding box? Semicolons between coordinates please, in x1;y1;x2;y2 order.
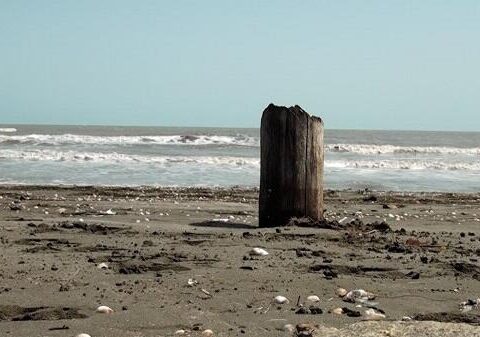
0;1;479;131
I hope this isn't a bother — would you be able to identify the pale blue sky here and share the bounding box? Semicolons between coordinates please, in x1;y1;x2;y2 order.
0;1;479;130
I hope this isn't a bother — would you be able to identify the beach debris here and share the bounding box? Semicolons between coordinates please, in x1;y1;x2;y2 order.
406;271;420;279
76;334;92;337
383;204;398;209
274;295;289;304
295;306;323;315
249;247;269;256
330;307;361;317
175;329;187;335
96;305;113;314
9;201;24;211
283;324;295;333
201;288;212;297
342;307;362;317
460;298;480;312
97;262;109;270
364;308;385;320
57;207;67;214
104;209;116;215
186;277;198;287
306;295;320;303
335;287;348;297
201;329;214;336
295;323;316;337
343;289;376;303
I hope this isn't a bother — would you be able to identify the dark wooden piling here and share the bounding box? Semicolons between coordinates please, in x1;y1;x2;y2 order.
259;104;324;227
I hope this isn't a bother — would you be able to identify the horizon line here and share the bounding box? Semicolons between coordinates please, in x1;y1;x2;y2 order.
0;122;478;134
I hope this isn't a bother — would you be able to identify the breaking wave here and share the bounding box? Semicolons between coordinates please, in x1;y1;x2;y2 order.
1;133;479;156
326;160;480;171
1;149;479;171
0;149;260;168
327;144;480;156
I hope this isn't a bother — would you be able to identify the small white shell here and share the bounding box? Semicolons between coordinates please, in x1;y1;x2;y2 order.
175;330;187;335
283;324;295;332
335;288;348;297
332;307;344;315
306;295;320;303
364;308;385;320
274;295;289;304
187;278;198;287
250;247;269;256
76;334;92;337
201;329;214;336
96;305;113;314
97;262;109;269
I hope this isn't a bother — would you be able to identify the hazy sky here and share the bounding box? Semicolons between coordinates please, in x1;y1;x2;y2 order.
1;1;479;130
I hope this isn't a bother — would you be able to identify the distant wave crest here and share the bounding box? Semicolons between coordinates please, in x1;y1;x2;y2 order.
0;134;258;147
0;128;17;133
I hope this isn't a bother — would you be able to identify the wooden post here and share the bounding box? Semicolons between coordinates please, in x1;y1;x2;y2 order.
259;104;324;227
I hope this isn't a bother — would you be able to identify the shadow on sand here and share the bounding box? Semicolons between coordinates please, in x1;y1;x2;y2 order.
189;220;257;230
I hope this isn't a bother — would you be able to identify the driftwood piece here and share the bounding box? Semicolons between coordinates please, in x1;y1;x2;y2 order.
259;104;324;227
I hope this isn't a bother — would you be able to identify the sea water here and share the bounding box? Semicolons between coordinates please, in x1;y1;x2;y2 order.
0;125;479;192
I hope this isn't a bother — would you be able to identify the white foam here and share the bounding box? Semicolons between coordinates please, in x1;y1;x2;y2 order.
2;149;478;171
0;134;258;147
0;128;17;133
327;144;480;156
0;149;260;168
326;159;480;171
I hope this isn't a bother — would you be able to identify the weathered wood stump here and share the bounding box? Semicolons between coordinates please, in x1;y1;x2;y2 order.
259;104;324;227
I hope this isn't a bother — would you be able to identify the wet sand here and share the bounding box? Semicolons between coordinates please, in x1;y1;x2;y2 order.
0;185;480;336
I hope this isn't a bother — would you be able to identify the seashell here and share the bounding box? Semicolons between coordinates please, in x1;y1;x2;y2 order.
335;288;348;297
332;307;343;315
274;295;289;304
250;247;269;256
343;289;375;303
364;308;385;320
105;209;116;215
283;324;295;332
96;305;113;314
306;295;320;303
201;329;214;336
175;329;187;335
76;334;92;337
187;278;197;287
97;262;109;269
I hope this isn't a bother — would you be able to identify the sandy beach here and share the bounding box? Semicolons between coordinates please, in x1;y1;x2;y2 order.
0;185;479;336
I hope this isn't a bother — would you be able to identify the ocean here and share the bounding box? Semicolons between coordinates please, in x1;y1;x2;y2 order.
0;125;479;192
